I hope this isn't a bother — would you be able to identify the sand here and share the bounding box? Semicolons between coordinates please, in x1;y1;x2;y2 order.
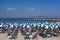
0;31;60;40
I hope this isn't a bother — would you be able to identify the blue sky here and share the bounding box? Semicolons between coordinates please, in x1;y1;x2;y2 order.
0;0;60;18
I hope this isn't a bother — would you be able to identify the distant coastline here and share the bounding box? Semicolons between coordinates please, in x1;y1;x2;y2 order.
0;18;60;21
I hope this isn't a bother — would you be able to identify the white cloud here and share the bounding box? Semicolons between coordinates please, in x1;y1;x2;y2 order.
26;8;35;11
6;8;16;11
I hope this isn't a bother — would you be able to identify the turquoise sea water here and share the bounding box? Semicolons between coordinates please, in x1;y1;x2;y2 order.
0;18;60;24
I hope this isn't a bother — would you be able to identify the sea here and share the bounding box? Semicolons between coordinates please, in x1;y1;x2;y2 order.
0;18;60;24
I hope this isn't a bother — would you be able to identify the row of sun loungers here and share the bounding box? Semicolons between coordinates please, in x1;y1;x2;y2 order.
0;22;60;40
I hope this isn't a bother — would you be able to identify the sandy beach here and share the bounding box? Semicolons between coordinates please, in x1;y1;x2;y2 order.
0;31;60;40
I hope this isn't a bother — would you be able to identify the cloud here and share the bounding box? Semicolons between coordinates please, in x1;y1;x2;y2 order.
26;8;35;11
6;8;16;11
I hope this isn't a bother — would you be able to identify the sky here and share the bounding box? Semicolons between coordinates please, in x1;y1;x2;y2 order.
0;0;60;18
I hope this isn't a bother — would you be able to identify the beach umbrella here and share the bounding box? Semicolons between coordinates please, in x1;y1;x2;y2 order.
0;24;3;33
0;24;3;27
55;24;60;36
3;24;9;30
23;24;26;28
25;25;30;32
41;23;45;27
0;23;7;33
31;23;37;32
58;24;60;28
1;23;3;25
14;23;19;28
20;24;26;35
20;24;23;27
33;23;36;27
10;24;14;28
44;25;49;29
26;25;30;28
52;24;58;37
